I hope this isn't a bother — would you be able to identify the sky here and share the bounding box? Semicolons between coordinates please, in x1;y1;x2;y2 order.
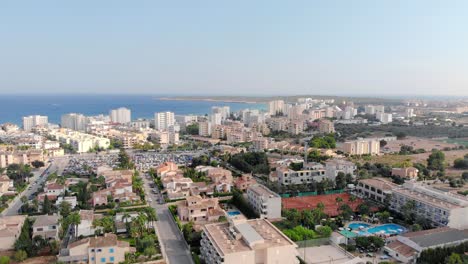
1;1;468;96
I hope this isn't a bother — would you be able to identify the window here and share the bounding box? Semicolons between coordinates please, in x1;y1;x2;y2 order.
109;248;114;253
91;249;95;252
101;257;106;263
97;249;102;252
91;257;95;261
110;257;115;262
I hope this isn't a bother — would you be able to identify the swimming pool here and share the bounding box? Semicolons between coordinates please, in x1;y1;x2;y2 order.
366;224;406;235
348;222;371;230
227;210;241;217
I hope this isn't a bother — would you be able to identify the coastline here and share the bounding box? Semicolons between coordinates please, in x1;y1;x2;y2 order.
157;97;260;104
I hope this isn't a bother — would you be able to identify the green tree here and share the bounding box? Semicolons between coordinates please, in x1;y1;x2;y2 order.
338;204;353;220
401;200;417;224
67;212;81;238
14;249;27;262
118;149;134;169
335;172;346;190
58;201;72;218
0;256;10;264
31;160;45;168
427;150;445;172
42;195;52;214
186;123;199;135
446;253;463;264
316;226;332;237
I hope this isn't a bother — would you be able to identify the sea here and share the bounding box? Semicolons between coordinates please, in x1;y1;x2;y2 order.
0;95;266;125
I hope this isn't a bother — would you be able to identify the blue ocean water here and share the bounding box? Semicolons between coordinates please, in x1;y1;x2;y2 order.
0;95;266;125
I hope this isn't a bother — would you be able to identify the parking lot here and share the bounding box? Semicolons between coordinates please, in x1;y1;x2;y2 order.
132;152;195;171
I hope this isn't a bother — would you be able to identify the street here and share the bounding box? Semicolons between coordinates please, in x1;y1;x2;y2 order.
1;157;69;216
142;174;194;264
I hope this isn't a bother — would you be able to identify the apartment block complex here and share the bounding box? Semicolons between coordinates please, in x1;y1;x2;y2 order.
276;162;326;186
246;184;281;219
22;115;48;132
109;107;131;124
341;139;380;155
154;111;175;131
201;218;298;264
390;182;468;229
356;178;397;203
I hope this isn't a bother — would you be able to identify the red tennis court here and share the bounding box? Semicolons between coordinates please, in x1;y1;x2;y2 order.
282;193;364;217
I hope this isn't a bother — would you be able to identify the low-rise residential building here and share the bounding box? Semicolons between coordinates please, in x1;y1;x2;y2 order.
0;215;27;250
234;174;257;192
56;196;78;209
201;218;298;264
392;167;419;180
77;210;103;237
177;196;224;223
32;214;60;240
276;162;326;186
341;139;380;155
324;159;357;181
384;227;468;263
58;233;134;264
247;184;281;219
356;178;397;203
91;191;108;207
390;182;468;229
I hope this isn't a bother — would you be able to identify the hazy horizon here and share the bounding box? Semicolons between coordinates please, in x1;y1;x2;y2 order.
1;1;468;96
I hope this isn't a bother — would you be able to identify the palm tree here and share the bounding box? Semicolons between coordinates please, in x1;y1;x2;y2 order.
68;212;81;239
144;207;157;228
131;212;148;237
317;202;325;211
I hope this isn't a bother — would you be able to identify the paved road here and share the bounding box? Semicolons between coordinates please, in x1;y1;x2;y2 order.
142;174;194;264
2;157;70;216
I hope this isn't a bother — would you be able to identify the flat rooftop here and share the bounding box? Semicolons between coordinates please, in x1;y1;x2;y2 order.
393;184;468;209
248;184;280;198
359;178;397;191
203;219;296;256
403;227;468;248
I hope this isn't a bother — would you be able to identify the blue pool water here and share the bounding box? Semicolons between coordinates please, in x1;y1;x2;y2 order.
361;224;407;236
227;211;241;217
348;223;371;230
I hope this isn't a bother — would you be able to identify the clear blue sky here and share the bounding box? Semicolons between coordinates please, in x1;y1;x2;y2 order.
1;1;468;96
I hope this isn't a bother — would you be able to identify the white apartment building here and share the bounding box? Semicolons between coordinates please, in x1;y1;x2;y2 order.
277;162;326;186
201;218;299;264
268;100;285;116
109;107;131;124
364;105;375;115
211;112;223;126
247;184;281;219
374;105;385;113
356;178;396;203
390;182;468;229
50;129;110;153
212;106;230;120
154;111;175;131
61;113;88;131
128;119;151;129
341;139;380;155
22;115;48;131
377;112;393;124
175;114;198;124
406;108;415;118
198;121;212;136
324;159;357;181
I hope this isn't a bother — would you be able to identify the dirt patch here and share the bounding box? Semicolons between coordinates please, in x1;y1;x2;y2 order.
384;137;457;152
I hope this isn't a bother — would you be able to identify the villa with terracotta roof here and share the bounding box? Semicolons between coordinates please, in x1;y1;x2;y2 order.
156;162;179;177
177;195;225;223
391;167;419;180
58;233;134;263
0;215;27;250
